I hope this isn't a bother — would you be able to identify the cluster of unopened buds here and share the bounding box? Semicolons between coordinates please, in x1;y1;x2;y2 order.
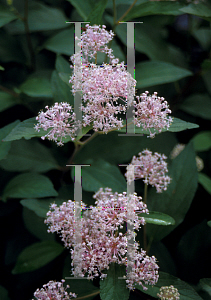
125;149;171;193
35;24;172;146
157;285;180;300
44;188;159;290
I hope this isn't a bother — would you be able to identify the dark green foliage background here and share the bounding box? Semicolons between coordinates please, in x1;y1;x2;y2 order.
0;0;211;299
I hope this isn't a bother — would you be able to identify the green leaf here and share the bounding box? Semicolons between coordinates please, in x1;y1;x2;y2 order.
207;220;211;228
12;241;64;274
138;271;203;300
0;285;10;300
6;1;69;33
201;59;211;71
20;198;65;218
3;117;45;141
192;28;211;51
0;139;59;172
43;27;74;56
200;278;211;296
135;61;192;88
71;159;126;193
22;207;55;241
51;70;73;105
198;173;211;195
124;1;184;20
0;4;17;28
2;173;58;201
167;117;199;132
115;24;186;67
56;55;72;74
140;211;175;226
19;74;52;98
59;72;71;86
192;131;211;152
180;3;211;19
100;263;129;300
87;0;108;24
74;124;93;142
180;94;211;120
119;117;199;136
146;141;198;241
0;121;19;160
67;0;95;20
0;91;17;112
0;65;4;71
176;220;211;281
0;30;26;63
74;131;177;165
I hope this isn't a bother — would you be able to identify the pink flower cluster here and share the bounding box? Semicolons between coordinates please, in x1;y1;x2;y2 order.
73;24;115;63
125;149;171;193
34;102;80;146
45;188;159;290
133;91;173;138
35;25;172;144
70;24;136;132
33;279;76;300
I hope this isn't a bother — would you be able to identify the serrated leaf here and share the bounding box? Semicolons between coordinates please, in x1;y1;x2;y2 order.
136;61;192;88
71;159;126;193
0;139;59;172
198;173;211;195
138;271;203;300
100;263;129;300
2;173;58;201
146;141;198;241
192;131;211;152
6;1;69;33
12;241;64;274
0;121;19;161
43;27;74;56
140;211;175;226
180;94;211;120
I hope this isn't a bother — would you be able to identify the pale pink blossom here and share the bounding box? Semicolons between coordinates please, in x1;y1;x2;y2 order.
45;188;159;290
69;24;136;133
133;91;172;138
34;102;81;146
33;279;77;300
126;250;159;290
125;149;171;193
